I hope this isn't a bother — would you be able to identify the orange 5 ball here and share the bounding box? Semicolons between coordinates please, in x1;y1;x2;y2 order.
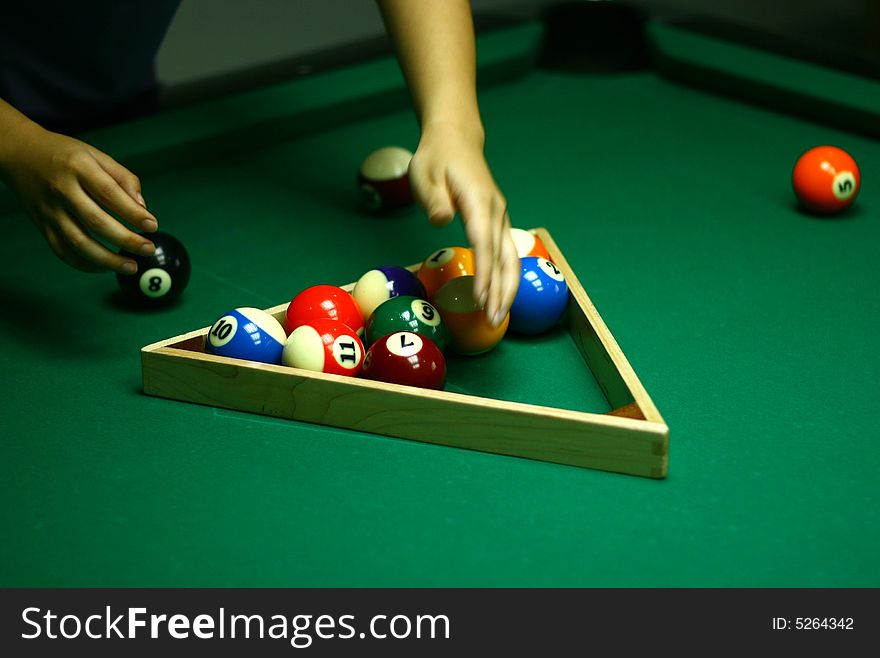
792;145;860;215
433;275;508;355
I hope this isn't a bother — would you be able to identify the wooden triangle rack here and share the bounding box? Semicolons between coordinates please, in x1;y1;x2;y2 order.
141;228;668;478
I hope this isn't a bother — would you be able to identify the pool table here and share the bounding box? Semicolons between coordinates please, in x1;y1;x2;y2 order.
1;12;878;587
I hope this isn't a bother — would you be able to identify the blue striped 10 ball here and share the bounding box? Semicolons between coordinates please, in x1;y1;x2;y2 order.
205;307;287;364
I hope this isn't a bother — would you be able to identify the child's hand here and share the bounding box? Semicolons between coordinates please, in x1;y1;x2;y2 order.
1;124;158;273
409;122;519;327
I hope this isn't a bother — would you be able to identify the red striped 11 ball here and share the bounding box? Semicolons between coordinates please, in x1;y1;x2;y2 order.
282;318;364;376
116;232;191;306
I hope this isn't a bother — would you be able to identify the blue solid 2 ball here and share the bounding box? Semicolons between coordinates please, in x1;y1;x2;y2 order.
204;307;287;364
509;257;569;334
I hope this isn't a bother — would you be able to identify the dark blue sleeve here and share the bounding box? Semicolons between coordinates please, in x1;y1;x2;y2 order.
0;0;181;133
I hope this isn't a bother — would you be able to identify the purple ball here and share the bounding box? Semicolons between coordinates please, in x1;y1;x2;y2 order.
353;265;428;320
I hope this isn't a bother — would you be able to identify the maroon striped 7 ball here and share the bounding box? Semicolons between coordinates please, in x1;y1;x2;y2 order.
361;331;446;390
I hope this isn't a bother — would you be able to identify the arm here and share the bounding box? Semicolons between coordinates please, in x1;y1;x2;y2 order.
377;0;518;326
0;98;158;273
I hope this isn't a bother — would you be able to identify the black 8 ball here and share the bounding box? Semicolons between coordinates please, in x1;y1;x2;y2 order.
116;232;191;306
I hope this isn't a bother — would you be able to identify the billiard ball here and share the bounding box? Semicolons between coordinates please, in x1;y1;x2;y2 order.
361;331;446;390
116;231;191;306
352;265;427;320
510;227;552;261
433;275;508;355
282;318;364;376
417;246;475;301
358;146;414;212
365;295;448;352
286;285;364;336
792;145;860;214
205;307;287;364
509;257;569;334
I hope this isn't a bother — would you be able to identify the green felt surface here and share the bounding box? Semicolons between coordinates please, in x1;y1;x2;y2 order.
649;21;880;139
1;21;879;587
650;22;880;108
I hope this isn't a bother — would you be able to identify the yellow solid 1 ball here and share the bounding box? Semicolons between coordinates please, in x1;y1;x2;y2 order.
417;246;475;302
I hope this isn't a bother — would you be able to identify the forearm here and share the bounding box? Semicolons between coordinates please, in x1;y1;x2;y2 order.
0;98;43;173
377;0;484;141
378;0;518;323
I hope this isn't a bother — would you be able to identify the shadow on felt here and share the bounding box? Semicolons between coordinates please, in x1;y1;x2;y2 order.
0;284;113;358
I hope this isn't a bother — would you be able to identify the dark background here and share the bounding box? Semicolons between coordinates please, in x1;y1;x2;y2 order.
157;0;879;104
